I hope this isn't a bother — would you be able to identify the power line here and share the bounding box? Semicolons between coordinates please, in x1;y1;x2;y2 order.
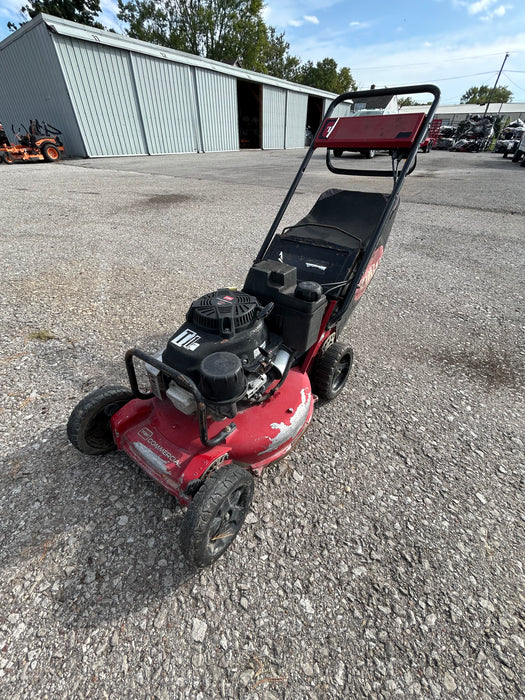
502;72;525;93
351;51;514;70
430;71;498;82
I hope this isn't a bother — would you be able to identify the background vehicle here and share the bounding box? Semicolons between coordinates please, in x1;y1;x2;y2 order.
0;119;65;164
435;125;456;150
332;108;389;159
512;132;525;163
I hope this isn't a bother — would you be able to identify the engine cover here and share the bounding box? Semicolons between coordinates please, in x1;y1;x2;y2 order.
162;289;268;380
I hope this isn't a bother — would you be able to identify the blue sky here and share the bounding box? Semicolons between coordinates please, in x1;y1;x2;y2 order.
1;0;524;104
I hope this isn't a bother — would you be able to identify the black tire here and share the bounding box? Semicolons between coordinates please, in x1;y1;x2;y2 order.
333;148;343;158
502;151;508;158
67;385;133;455
3;151;14;164
521;159;525;167
361;149;376;159
511;151;521;163
311;342;353;401
41;142;60;162
180;464;254;567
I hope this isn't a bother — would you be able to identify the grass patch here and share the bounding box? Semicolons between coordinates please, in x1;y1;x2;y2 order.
29;329;56;341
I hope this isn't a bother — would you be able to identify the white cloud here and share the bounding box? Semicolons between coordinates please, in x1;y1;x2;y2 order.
288;14;321;28
263;0;343;29
349;21;371;29
459;0;510;20
468;0;493;14
289;28;525;104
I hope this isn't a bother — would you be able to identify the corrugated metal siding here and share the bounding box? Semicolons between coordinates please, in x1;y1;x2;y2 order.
53;35;147;156
194;69;238;152
0;23;86;156
40;14;339;101
285;91;307;148
263;85;286;149
132;54;198;154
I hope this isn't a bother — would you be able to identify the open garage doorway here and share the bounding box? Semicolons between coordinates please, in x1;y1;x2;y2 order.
306;95;324;138
237;80;261;149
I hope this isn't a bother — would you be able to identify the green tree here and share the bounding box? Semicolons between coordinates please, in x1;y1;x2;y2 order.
117;0;299;75
398;96;416;108
295;58;356;94
460;84;512;104
255;26;300;81
8;0;103;30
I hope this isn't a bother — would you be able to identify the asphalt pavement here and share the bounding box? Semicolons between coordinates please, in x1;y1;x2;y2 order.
0;148;523;699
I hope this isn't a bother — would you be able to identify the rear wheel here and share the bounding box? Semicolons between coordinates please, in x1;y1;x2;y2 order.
180;464;254;567
67;385;133;455
333;148;343;158
41;142;60;162
3;151;14;164
311;342;353;401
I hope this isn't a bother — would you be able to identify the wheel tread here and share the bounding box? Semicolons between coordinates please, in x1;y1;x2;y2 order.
180;464;254;568
67;385;132;455
311;342;353;401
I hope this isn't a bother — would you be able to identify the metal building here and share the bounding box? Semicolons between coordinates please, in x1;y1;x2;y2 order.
0;14;348;158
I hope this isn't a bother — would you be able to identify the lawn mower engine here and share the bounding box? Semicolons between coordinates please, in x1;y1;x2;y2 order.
152;288;291;420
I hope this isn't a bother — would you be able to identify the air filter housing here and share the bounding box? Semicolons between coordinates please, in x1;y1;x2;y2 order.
162;288;268;382
188;289;260;337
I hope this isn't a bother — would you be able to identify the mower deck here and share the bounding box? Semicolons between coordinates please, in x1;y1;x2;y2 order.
112;368;314;505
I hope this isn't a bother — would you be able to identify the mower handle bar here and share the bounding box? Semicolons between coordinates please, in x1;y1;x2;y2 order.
125;348;236;448
255;84;440;264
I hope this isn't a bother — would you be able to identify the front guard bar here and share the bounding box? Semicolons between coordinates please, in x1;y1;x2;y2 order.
125;348;236;448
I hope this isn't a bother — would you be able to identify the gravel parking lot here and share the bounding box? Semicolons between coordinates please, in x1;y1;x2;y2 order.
0;149;523;699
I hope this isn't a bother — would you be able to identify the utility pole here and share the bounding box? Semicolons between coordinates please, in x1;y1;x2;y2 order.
483;52;510;116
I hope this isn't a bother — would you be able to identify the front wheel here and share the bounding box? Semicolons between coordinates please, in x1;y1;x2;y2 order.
2;151;14;164
67;385;133;455
311;342;354;401
333;148;343;158
41;142;60;162
180;464;254;567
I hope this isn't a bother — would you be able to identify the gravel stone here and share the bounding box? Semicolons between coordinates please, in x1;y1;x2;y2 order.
191;619;207;643
0;150;523;699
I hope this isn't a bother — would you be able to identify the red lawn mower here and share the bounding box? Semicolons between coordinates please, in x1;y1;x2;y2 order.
68;85;440;567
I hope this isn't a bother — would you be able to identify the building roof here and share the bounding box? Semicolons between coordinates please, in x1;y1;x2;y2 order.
401;102;525;116
0;13;340;101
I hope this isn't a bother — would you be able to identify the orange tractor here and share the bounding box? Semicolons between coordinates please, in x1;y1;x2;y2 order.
0;119;65;164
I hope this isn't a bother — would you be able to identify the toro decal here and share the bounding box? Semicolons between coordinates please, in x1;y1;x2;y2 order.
355;246;384;301
318;117;339;140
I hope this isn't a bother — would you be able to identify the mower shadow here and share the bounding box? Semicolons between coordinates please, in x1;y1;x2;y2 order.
1;422;203;629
